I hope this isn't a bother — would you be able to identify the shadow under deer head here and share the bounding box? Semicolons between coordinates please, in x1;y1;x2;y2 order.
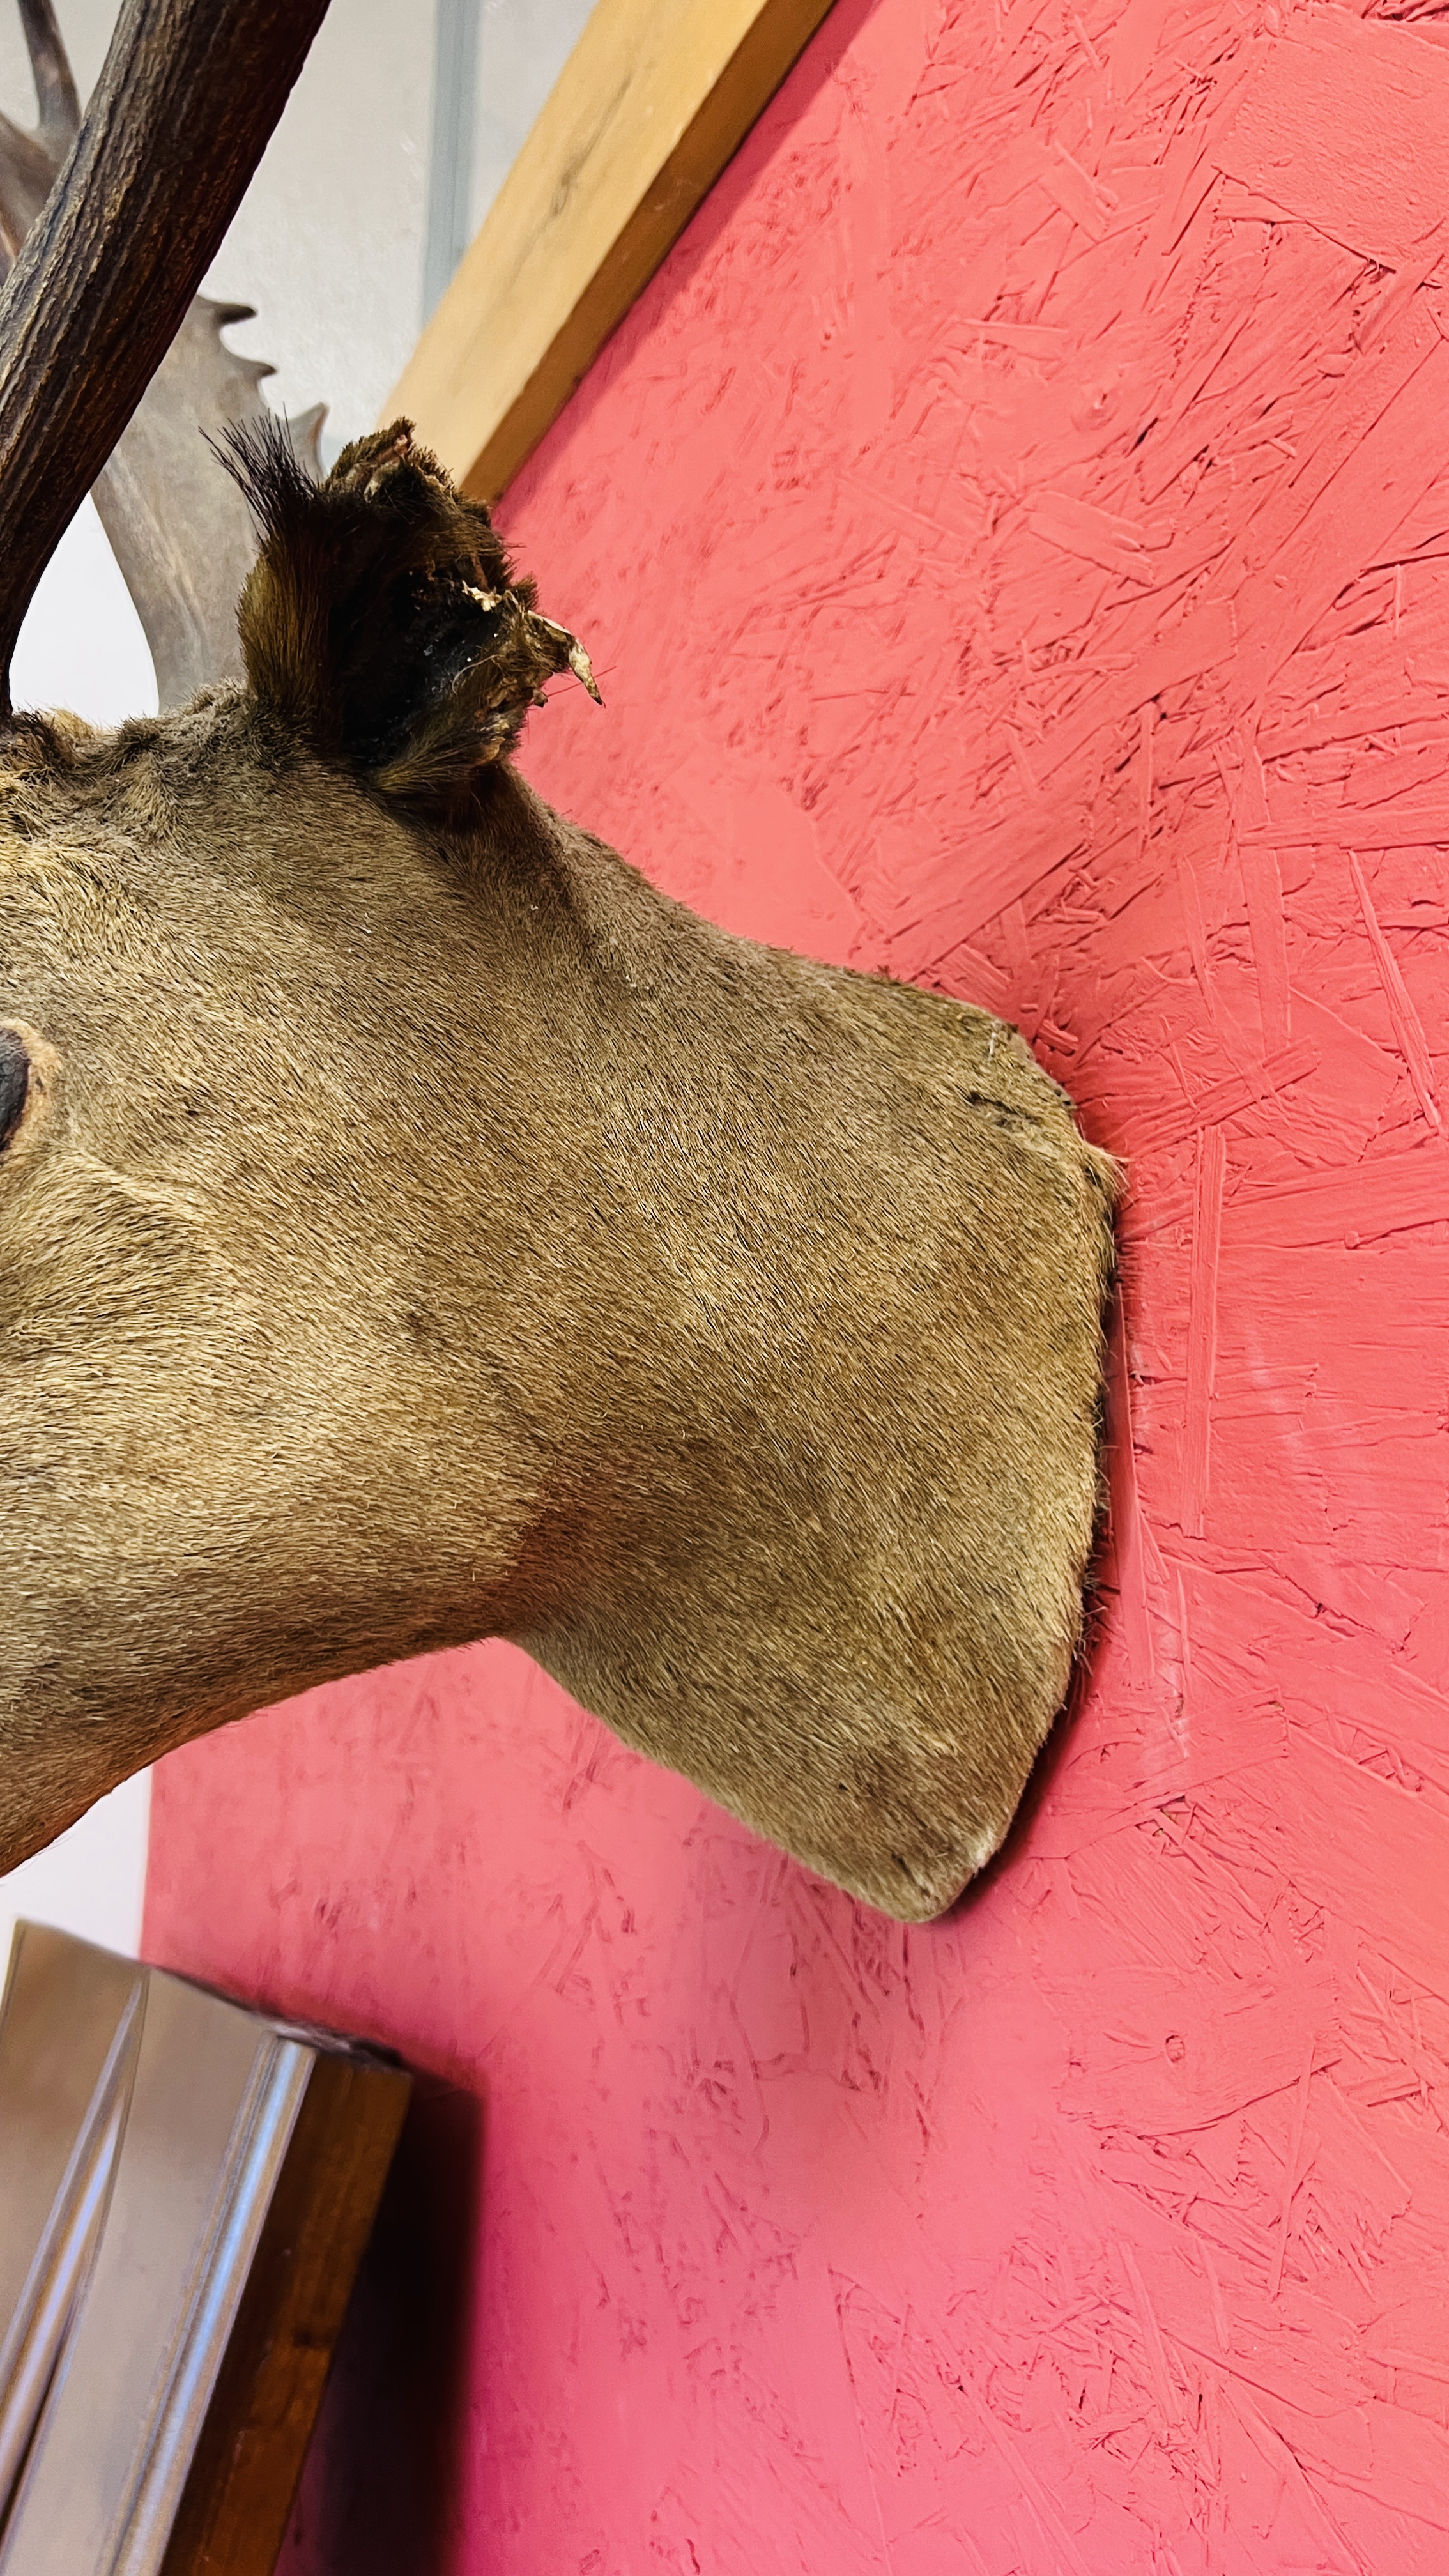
0;0;1116;1923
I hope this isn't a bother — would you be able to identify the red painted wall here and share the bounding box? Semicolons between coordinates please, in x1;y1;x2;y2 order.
146;0;1449;2564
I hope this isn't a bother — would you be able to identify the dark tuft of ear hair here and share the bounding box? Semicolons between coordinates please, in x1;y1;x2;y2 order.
220;417;599;820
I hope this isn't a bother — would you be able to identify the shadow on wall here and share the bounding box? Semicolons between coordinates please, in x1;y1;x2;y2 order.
278;2078;484;2573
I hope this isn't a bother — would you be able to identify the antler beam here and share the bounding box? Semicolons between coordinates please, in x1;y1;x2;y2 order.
0;0;332;714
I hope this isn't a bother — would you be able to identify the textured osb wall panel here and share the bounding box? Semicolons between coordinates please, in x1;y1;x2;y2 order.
146;0;1449;2564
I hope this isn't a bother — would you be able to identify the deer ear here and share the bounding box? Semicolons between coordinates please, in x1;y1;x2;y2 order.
224;418;599;817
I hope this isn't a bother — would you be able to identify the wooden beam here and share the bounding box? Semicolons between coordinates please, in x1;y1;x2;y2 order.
385;0;839;503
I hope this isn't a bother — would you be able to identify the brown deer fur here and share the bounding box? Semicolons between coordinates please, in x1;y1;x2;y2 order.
0;426;1115;1922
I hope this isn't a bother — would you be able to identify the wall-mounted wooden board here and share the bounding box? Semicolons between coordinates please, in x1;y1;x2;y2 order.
385;0;839;501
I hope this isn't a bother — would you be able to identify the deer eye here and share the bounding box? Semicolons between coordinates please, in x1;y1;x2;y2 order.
0;1031;29;1153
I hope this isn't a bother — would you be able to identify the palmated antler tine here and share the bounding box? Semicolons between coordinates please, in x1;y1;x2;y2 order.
91;300;328;705
288;400;328;480
0;0;334;720
18;0;78;155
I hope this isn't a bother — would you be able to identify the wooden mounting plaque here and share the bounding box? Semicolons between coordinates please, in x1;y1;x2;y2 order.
386;0;840;502
0;1924;410;2576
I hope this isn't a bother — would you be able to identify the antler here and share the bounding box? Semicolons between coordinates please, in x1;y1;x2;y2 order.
0;3;78;264
0;0;333;719
0;1;326;705
92;305;326;706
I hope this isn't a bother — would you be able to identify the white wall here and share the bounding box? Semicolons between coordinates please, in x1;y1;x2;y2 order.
469;0;595;236
0;0;596;1968
0;1773;151;1970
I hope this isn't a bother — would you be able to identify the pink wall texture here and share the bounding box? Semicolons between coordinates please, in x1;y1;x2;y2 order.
146;0;1449;2564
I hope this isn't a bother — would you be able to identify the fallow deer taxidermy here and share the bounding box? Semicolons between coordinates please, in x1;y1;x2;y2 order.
0;0;1115;1923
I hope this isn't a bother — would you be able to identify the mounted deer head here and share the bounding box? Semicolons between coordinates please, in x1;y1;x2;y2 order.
0;0;1115;1923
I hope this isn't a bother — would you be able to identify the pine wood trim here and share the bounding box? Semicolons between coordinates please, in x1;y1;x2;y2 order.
385;0;839;503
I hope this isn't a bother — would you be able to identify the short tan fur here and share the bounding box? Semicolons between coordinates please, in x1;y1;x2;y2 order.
0;427;1115;1920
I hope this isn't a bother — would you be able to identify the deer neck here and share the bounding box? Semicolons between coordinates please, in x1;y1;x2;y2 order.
401;762;811;1634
